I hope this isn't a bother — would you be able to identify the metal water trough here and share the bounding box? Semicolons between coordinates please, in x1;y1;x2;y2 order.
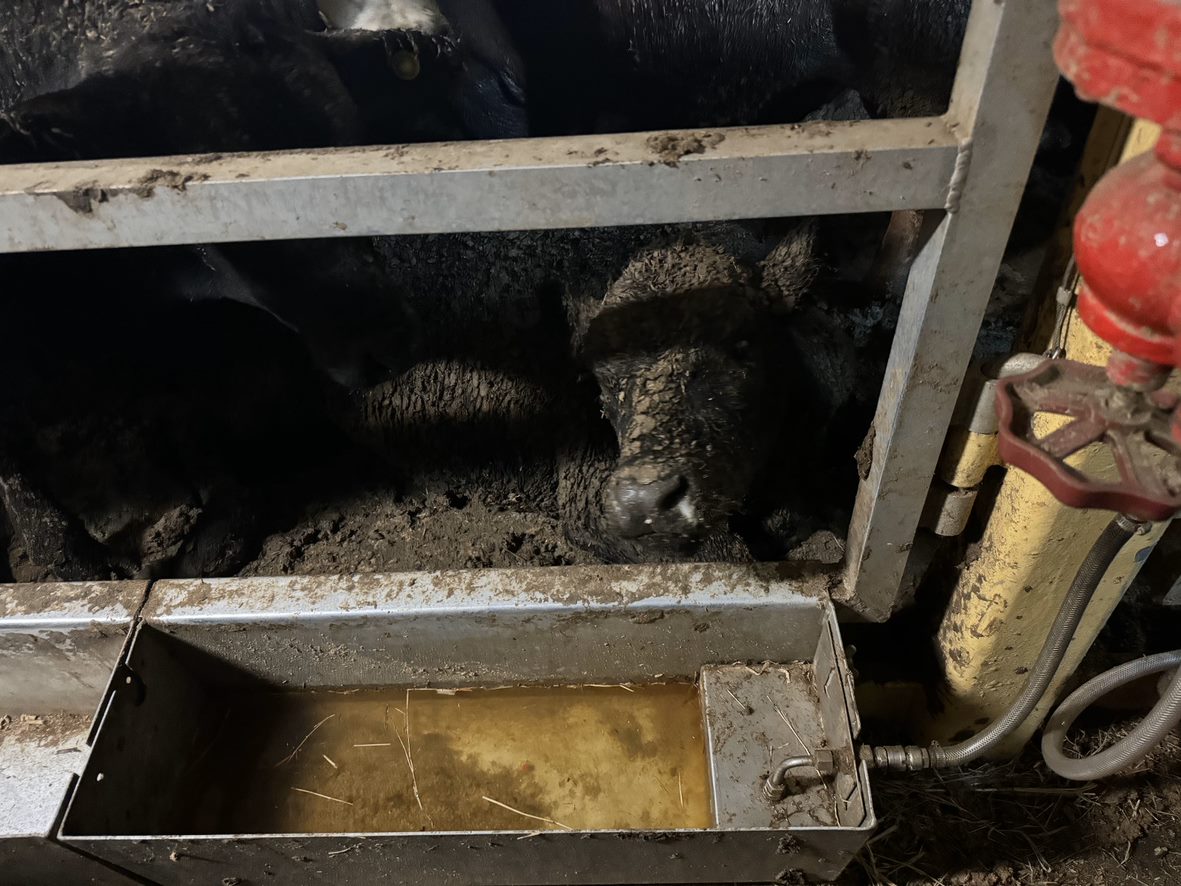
22;563;874;884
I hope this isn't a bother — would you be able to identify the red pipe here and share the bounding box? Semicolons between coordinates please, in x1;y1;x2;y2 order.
1055;0;1181;408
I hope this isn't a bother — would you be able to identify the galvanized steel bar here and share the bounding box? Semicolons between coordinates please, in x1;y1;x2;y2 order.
0;581;145;885
0;119;956;252
139;563;833;687
839;0;1062;620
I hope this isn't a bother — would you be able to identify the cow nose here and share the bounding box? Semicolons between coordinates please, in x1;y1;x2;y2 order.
606;469;697;538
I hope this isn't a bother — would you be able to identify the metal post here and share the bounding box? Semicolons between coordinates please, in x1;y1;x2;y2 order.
840;0;1062;620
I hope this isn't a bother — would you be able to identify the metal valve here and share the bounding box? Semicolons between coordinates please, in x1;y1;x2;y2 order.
990;0;1181;522
995;360;1181;521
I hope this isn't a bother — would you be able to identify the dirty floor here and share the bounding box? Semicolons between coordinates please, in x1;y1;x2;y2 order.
243;487;592;576
840;727;1181;886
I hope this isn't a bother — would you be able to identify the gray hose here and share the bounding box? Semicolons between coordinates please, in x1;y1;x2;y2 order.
1042;650;1181;780
863;514;1141;771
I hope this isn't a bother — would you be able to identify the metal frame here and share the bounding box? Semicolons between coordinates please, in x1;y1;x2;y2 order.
0;581;148;885
841;0;1062;619
0;4;1060;618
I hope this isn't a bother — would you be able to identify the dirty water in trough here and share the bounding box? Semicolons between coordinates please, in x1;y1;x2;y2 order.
157;683;712;836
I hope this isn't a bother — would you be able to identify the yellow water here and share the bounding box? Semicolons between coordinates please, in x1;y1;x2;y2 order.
171;683;712;834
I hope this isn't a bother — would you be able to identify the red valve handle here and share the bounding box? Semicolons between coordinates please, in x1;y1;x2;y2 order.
1006;0;1181;520
995;359;1181;522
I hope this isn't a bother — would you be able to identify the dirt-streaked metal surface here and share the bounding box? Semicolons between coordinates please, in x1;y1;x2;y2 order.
0;581;147;714
140;563;835;687
0;118;957;253
840;0;1061;620
62;564;872;883
0;581;144;884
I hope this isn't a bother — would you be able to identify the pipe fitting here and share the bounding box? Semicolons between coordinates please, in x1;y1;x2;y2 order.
763;750;836;802
859;744;934;772
1115;513;1152;535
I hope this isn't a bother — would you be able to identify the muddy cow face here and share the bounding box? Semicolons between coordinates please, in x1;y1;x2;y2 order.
582;228;817;549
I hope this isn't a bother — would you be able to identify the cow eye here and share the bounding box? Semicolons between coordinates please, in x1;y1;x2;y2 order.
391;51;421;81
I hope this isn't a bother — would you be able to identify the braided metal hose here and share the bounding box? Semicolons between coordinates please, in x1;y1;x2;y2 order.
862;515;1142;772
1041;650;1181;780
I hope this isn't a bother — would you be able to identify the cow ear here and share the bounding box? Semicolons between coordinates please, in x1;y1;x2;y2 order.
758;219;819;312
565;283;606;362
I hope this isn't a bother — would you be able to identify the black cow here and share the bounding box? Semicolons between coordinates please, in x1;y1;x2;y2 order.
0;0;481;389
0;0;480;580
449;0;972;136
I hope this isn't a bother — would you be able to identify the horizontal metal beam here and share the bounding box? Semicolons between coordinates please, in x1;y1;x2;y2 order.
142;563;833;686
0;118;957;252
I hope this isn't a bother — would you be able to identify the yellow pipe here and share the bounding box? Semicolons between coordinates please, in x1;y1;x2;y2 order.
1119;120;1162;163
926;119;1168;753
937;427;999;490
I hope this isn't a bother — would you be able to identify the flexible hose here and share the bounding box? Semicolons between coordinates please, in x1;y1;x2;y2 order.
863;514;1141;771
1041;650;1181;780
